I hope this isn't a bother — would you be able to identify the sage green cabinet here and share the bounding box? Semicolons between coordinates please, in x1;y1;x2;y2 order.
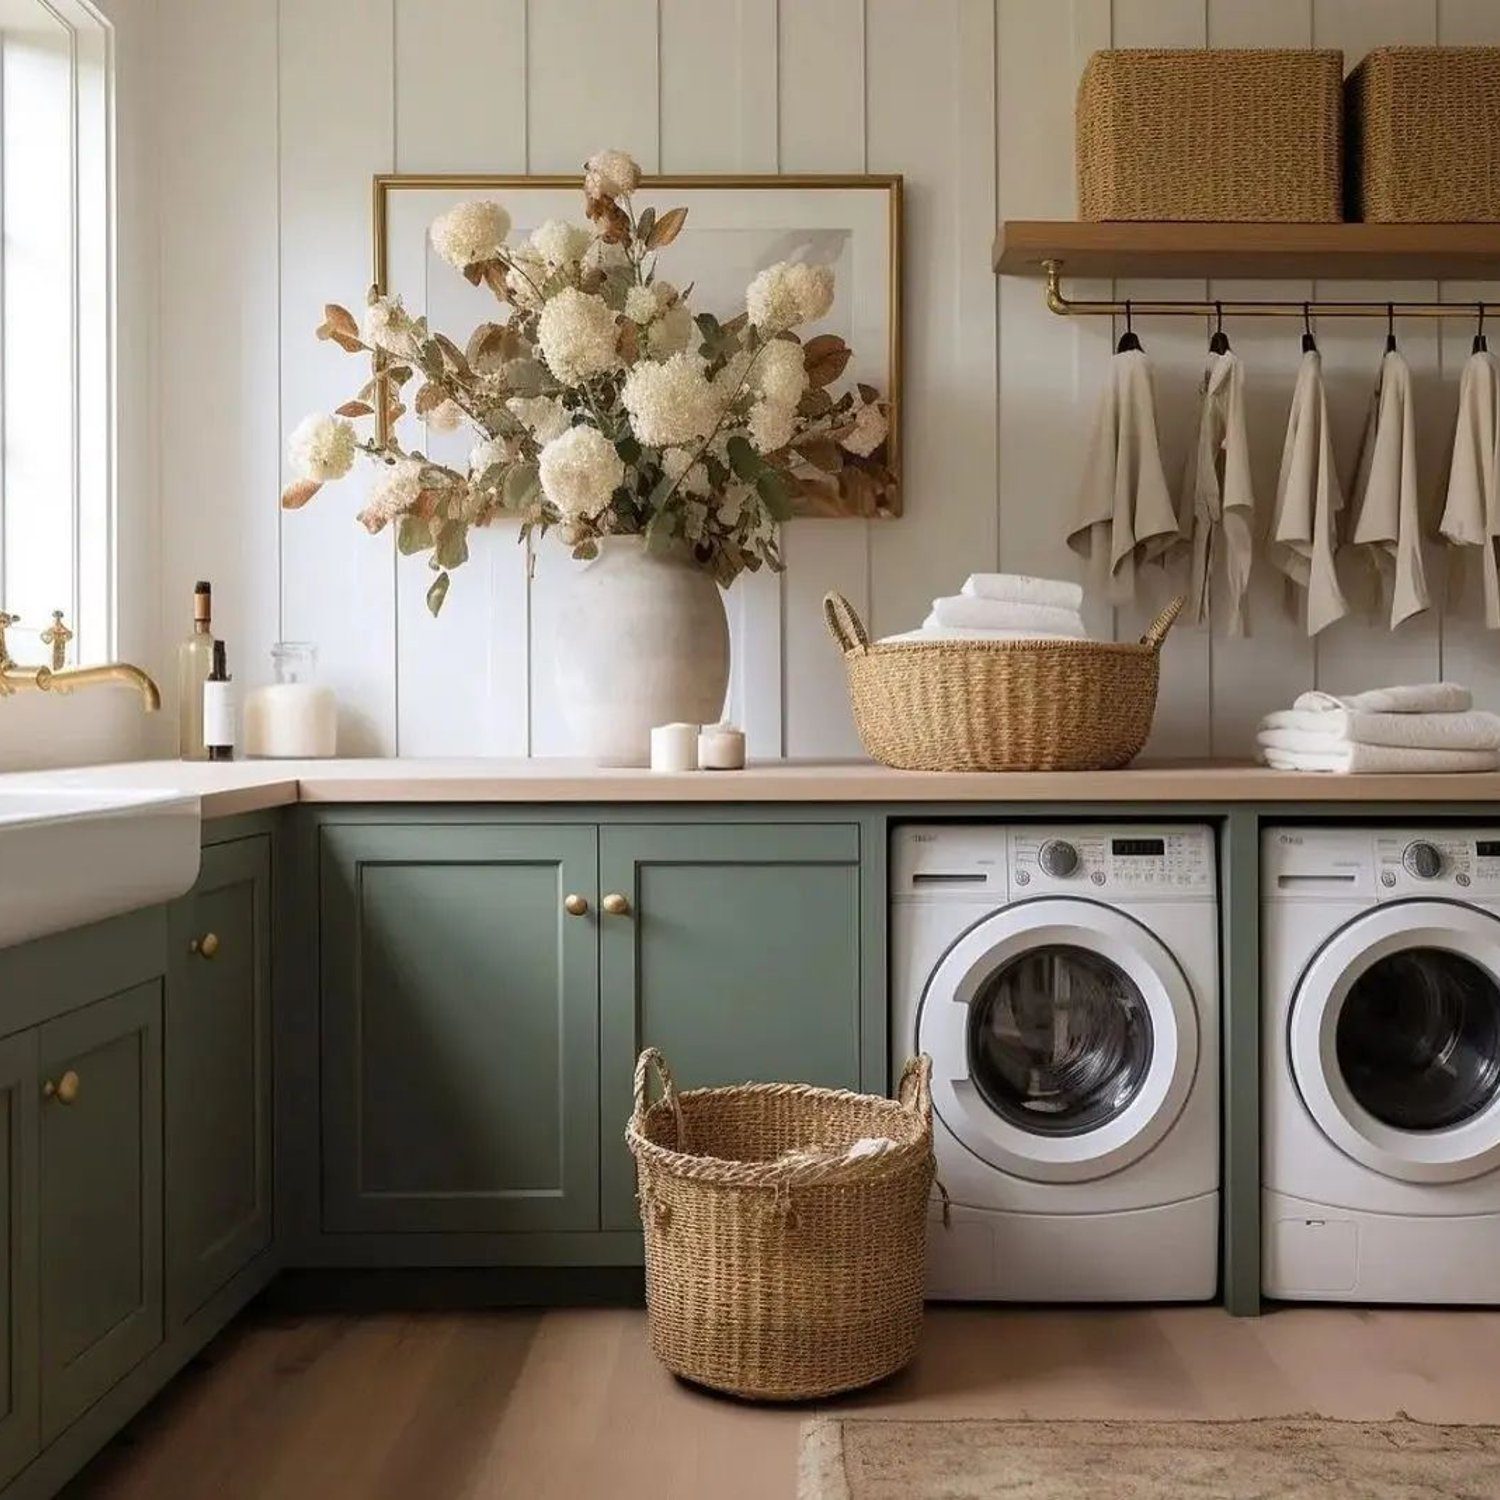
0;1033;38;1490
598;823;863;1228
38;982;163;1443
166;836;273;1325
319;824;600;1234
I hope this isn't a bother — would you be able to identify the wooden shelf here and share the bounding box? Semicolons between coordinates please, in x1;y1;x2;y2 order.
994;221;1500;280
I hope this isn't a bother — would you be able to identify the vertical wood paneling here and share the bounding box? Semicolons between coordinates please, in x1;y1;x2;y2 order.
278;0;397;755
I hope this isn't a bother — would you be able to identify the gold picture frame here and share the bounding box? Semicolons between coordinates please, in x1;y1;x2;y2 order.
372;172;904;517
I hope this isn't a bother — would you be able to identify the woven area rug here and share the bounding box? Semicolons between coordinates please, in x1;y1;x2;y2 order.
798;1415;1500;1499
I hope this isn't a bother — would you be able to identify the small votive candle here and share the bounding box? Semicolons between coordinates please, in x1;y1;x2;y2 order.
697;722;746;771
650;722;700;772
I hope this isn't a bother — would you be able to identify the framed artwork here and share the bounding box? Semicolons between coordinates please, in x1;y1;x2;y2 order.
372;173;903;517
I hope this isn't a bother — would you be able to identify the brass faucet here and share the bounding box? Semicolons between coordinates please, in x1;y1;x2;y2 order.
0;610;160;711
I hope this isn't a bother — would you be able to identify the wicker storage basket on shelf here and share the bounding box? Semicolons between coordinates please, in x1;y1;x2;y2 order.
627;1048;937;1402
1077;48;1344;222
825;592;1183;773
1346;47;1500;222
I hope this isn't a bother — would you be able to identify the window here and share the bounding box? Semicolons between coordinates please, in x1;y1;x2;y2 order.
0;0;111;665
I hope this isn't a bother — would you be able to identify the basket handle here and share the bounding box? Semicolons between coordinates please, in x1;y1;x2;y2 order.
1139;595;1185;650
897;1054;933;1119
823;592;871;655
632;1047;685;1148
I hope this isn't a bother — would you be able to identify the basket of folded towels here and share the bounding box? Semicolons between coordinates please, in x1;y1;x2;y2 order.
824;573;1183;772
1257;682;1500;773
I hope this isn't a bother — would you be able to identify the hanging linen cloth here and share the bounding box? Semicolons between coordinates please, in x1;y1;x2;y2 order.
1437;347;1500;628
1266;347;1350;636
1067;345;1179;604
1347;346;1430;627
1175;348;1255;635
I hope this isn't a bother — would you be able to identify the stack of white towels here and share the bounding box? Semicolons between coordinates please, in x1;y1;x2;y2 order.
1256;683;1500;774
881;574;1089;644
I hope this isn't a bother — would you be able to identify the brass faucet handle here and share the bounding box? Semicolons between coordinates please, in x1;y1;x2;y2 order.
0;612;16;668
40;610;72;671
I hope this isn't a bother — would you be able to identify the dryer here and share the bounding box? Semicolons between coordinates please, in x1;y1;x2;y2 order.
891;824;1219;1302
1264;826;1500;1303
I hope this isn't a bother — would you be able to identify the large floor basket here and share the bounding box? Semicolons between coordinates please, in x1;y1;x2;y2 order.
825;592;1183;772
627;1049;936;1401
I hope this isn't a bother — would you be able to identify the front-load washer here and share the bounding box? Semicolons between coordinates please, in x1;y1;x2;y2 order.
891;824;1219;1302
1264;826;1500;1303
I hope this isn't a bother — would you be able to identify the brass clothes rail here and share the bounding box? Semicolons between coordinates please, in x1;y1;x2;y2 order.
1042;260;1500;322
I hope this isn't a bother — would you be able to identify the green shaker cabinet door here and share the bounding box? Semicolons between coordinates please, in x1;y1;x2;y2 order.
38;983;164;1443
599;823;863;1228
166;836;273;1325
0;1032;38;1488
320;824;600;1233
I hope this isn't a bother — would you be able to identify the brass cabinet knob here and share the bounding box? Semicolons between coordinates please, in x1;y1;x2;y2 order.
601;893;631;916
190;932;220;959
563;893;589;917
43;1070;80;1105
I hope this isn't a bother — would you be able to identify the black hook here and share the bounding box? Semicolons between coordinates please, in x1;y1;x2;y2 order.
1475;301;1488;355
1385;302;1398;354
1209;300;1230;355
1302;302;1317;354
1116;298;1141;354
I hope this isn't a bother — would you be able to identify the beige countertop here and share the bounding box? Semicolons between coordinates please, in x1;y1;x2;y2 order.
8;757;1500;818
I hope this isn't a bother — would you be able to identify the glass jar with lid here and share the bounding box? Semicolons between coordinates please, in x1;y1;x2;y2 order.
243;641;337;758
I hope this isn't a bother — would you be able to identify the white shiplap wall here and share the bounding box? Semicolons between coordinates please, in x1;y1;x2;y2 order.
149;0;1500;763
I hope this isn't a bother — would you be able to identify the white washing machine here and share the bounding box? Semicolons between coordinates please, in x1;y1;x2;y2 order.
891;824;1219;1302
1264;827;1500;1303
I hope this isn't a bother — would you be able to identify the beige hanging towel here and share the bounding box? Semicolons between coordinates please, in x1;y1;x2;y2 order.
1347;347;1429;628
1067;347;1179;604
1175;350;1255;635
1437;348;1500;628
1267;348;1350;636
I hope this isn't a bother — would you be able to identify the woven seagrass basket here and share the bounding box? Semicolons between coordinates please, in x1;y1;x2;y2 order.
1347;47;1500;222
627;1048;936;1402
1077;48;1343;222
825;592;1183;773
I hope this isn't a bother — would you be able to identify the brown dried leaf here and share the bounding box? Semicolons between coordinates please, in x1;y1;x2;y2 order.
335;400;373;418
791;474;843;517
797;386;833;419
803;333;852;387
467;321;521;370
646;205;688;250
794;437;843;473
721;312;749;337
280;478;322;510
857;382;880;404
316;305;364;354
616;319;639;363
433;332;471;375
414;382;444;416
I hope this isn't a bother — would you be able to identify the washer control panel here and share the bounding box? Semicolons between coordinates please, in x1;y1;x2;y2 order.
1267;828;1500;899
1375;831;1500;897
1010;826;1214;896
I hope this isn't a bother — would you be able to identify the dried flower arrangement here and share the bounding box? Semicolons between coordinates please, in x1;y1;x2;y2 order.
282;148;893;614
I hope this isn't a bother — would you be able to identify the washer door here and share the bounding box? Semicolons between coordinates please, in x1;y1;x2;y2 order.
918;899;1200;1184
1290;901;1500;1184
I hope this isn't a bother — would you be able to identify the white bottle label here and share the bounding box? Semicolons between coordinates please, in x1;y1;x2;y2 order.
203;680;237;751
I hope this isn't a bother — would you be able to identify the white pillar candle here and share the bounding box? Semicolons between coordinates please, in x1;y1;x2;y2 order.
697;722;746;771
650;722;700;772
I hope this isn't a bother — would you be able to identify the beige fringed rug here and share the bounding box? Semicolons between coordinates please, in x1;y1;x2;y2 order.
798;1415;1500;1499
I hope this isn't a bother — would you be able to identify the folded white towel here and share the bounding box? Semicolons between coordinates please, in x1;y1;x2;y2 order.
1259;708;1500;752
879;626;1084;644
927;595;1086;636
1292;682;1473;715
1259;741;1500;774
961;574;1084;612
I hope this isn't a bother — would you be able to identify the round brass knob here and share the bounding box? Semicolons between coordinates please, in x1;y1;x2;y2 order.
44;1070;80;1106
190;932;220;959
601;893;631;916
563;893;589;917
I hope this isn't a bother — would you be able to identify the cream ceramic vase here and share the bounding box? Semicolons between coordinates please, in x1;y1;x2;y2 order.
552;535;730;766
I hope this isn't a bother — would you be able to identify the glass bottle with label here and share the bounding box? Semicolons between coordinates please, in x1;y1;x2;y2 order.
176;581;213;760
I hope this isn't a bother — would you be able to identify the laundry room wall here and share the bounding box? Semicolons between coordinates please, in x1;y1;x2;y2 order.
146;0;1500;763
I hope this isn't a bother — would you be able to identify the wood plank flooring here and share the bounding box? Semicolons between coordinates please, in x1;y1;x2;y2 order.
65;1304;1500;1500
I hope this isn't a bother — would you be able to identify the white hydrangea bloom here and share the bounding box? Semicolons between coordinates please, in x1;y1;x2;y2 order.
647;305;694;360
660;444;711;497
746;260;836;331
538;425;623;520
787;262;835;324
430;201;511;271
362;296;417;356
507;395;571;446
288;413;357;483
536;287;619;384
624;285;658;324
840;401;889;458
426;399;464;434
747;398;796;455
469;436;509;476
621;352;720;448
754;340;809;409
529;219;592;270
367;459;425;520
711;349;754;403
583;148;641;200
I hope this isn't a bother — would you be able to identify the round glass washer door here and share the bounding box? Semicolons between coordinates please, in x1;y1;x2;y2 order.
917;899;1200;1184
1289;901;1500;1184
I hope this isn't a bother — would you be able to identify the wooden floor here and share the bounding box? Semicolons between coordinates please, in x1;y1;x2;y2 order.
65;1302;1500;1500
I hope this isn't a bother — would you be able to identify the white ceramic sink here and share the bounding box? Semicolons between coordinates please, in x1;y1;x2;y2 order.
0;787;202;950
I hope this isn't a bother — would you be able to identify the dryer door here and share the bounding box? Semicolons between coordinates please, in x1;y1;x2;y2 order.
1290;901;1500;1184
918;899;1200;1184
